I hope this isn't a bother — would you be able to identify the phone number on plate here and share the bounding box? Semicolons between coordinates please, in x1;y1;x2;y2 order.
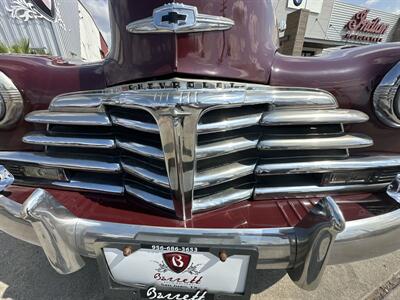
151;245;198;252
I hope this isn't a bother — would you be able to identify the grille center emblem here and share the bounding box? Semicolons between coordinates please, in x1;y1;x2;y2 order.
161;11;187;25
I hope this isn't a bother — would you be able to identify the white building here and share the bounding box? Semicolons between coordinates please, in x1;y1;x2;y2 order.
0;0;108;61
274;0;400;56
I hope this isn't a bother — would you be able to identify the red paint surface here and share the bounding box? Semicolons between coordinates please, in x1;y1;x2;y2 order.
104;0;277;85
4;186;378;228
0;55;105;151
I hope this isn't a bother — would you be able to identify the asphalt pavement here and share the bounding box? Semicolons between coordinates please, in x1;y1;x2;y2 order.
1;231;400;300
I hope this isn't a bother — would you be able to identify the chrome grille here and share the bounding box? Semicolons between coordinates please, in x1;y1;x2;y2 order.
3;78;399;220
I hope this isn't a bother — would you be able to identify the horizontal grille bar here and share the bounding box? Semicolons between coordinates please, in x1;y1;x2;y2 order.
261;109;369;126
23;133;116;149
26;111;111;126
193;187;254;212
116;139;164;160
256;156;400;176
15;177;124;195
50;92;105;112
51;178;124;194
194;160;255;189
110;114;159;133
197;113;262;134
257;134;373;150
254;183;387;199
0;152;120;173
196;136;258;159
125;183;174;211
122;159;170;188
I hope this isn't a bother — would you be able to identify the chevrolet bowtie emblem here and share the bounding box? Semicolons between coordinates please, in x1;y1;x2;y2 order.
126;3;235;34
162;11;187;24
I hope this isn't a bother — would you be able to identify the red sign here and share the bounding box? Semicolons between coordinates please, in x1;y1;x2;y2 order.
343;10;390;43
162;252;191;274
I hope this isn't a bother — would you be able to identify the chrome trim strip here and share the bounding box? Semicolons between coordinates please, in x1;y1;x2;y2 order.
269;89;338;109
0;152;121;173
155;106;201;220
116;139;164;160
194;161;255;189
261;109;369;126
125;183;174;211
373;61;400;128
0;71;24;129
50;92;106;112
254;183;387;199
23;133;116;149
122;159;170;189
26;111;111;126
47;78;338;109
193;187;253;212
256;155;400;176
126;3;234;34
111;88;336;108
257;134;373;150
197;113;262;134
110;114;159;133
196;136;258;159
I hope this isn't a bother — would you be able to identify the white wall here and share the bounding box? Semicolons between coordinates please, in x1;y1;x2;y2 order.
78;1;102;62
0;0;102;61
273;0;399;44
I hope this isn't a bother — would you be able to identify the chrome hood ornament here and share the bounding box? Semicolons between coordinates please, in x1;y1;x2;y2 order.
126;3;235;34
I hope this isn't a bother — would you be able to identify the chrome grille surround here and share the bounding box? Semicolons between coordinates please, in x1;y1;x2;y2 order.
2;78;393;220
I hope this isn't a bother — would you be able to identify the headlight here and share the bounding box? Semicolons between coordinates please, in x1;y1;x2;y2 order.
374;61;400;127
0;71;23;129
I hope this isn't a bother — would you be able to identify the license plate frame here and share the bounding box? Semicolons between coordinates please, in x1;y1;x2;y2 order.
95;238;258;300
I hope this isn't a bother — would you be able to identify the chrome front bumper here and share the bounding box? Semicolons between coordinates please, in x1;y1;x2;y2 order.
1;179;400;290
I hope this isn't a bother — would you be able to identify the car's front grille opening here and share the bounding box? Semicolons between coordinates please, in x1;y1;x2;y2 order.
3;77;397;219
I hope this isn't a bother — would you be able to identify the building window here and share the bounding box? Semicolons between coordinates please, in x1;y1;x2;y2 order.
302;50;315;57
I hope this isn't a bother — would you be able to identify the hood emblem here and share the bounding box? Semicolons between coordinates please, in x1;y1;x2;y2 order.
127;3;234;34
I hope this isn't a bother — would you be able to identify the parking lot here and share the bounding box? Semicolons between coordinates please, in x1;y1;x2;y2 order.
1;232;400;300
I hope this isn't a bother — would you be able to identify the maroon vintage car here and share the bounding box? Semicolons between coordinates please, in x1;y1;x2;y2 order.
1;0;400;298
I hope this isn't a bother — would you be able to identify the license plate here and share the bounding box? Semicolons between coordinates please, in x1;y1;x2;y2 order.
98;242;258;299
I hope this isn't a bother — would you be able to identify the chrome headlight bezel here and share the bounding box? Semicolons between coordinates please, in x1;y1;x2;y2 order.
0;71;23;129
0;93;5;121
374;61;400;128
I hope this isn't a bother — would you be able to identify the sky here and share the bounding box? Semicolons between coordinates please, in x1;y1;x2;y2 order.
80;0;400;46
